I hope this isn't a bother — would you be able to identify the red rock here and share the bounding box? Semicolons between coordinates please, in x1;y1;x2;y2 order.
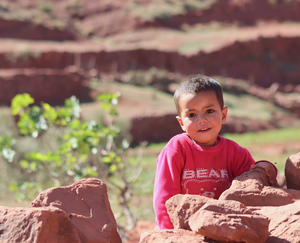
31;178;122;243
219;167;300;206
124;221;156;243
0;67;91;106
285;152;300;190
0;17;77;40
276;172;286;188
0;206;80;243
165;194;211;230
189;200;269;243
254;200;300;243
139;229;222;243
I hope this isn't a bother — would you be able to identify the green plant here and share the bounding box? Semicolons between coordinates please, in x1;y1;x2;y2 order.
38;2;53;14
65;0;83;14
223;128;300;172
5;50;41;63
130;0;217;22
1;93;147;231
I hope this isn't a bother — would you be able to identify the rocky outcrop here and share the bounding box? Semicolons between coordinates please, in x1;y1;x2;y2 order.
0;17;77;41
219;167;300;206
139;229;213;243
165;194;211;230
0;206;81;242
1;36;300;102
285;152;300;190
140;199;300;243
256;201;300;243
0;178;122;243
129;113;289;146
188;200;269;243
140;152;300;243
2;0;300;39
0;66;91;105
164;195;270;243
31;178;122;243
130;113;183;146
141;0;300;28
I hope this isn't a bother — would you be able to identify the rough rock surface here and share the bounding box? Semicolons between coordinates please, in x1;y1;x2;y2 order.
165;195;269;243
219;167;300;206
285;152;300;190
125;221;156;243
141;154;300;243
166;194;211;230
0;206;81;243
139;229;221;243
0;66;91;106
31;178;122;243
255;200;300;243
188;200;269;243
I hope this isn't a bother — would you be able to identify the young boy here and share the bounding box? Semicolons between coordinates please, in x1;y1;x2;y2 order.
153;74;277;229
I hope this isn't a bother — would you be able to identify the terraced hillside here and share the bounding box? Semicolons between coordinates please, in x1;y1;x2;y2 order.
0;0;299;144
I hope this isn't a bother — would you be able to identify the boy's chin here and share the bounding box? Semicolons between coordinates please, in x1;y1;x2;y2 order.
194;139;216;146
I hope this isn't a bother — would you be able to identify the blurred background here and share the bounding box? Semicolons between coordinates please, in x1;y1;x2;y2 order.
0;0;299;236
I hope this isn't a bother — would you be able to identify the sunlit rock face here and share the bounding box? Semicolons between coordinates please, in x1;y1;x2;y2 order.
140;153;300;243
0;178;122;243
285;152;300;190
0;206;81;243
31;178;122;243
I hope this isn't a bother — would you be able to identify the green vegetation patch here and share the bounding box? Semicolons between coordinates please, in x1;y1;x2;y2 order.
224;128;300;148
224;128;300;172
89;79;176;118
224;92;280;121
129;0;217;22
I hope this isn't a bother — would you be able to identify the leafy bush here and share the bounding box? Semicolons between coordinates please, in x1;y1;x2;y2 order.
130;0;217;22
5;50;41;63
0;93;147;230
38;2;53;14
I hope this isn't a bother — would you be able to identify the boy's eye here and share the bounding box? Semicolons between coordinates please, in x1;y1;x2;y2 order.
207;109;214;114
188;113;196;118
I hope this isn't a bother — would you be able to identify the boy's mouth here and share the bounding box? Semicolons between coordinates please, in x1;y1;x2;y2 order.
198;127;211;132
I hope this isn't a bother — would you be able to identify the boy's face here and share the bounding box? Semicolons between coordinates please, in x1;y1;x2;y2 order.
176;90;228;146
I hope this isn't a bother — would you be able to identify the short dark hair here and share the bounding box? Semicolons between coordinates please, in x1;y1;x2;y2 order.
174;74;224;115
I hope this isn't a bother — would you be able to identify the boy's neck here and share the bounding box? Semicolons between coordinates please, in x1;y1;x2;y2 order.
188;135;219;146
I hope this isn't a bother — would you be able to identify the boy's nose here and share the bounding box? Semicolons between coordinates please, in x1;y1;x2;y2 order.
197;114;206;123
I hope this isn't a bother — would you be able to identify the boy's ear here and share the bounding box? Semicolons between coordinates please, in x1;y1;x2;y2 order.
222;106;228;124
176;116;186;131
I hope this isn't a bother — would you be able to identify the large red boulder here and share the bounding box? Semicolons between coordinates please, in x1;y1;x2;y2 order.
188;200;269;243
255;200;300;243
31;178;122;243
139;229;212;243
0;206;81;243
219;167;300;206
165;194;211;230
285;152;300;190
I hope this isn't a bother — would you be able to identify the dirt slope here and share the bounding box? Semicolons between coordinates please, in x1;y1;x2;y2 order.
0;0;299;143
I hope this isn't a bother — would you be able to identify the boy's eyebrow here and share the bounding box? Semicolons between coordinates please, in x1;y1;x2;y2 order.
182;108;194;113
183;104;216;113
184;104;216;111
203;104;216;108
203;104;218;109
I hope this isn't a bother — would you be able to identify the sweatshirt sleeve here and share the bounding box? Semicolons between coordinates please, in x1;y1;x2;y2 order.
153;145;184;229
231;145;255;178
229;140;278;178
254;160;278;176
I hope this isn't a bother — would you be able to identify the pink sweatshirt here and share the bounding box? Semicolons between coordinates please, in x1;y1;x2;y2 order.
153;133;256;229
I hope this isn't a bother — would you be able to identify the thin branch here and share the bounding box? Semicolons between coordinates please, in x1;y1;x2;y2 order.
90;153;121;190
